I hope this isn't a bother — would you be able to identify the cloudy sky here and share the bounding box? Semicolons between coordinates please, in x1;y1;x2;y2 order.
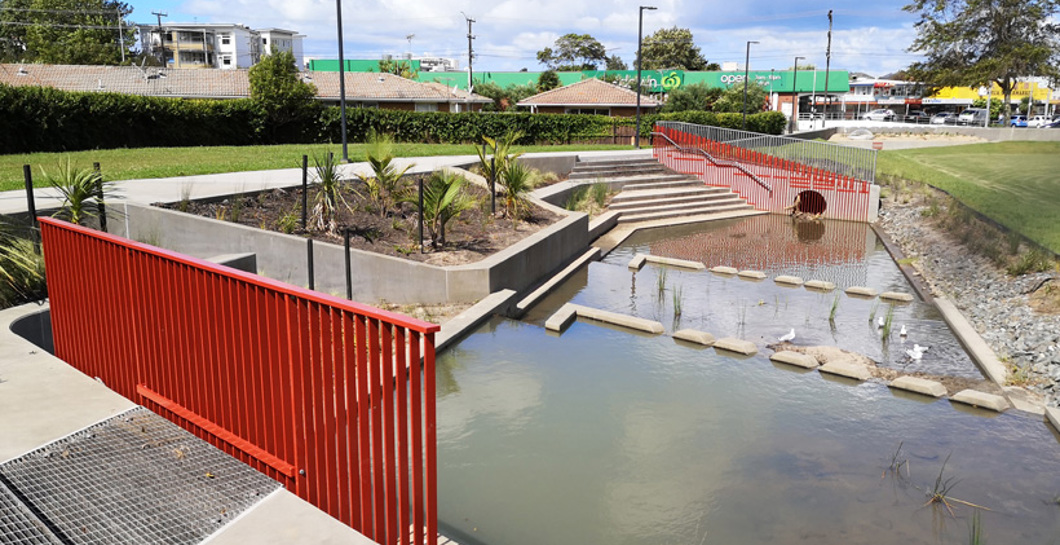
127;0;924;76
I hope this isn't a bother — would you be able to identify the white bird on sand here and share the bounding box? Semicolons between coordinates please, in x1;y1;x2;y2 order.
779;328;796;342
900;325;908;337
877;316;885;328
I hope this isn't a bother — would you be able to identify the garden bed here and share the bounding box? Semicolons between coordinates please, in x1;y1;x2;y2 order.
159;174;560;266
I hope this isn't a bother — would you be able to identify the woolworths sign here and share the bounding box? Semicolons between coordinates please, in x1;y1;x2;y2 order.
582;70;685;93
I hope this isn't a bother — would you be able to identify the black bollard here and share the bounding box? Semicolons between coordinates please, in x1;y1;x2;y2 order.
301;155;308;230
418;178;425;253
344;228;352;300
306;238;314;291
93;162;107;233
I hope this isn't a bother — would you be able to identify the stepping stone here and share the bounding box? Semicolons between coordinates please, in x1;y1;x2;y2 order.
880;291;915;302
545;304;578;332
737;270;767;280
774;275;804;287
888;376;947;398
819;361;871;381
710;265;738;275
573;305;665;335
713;338;757;355
804;280;836;292
845;286;878;298
673;329;715;346
770;351;818;369
950;389;1009;413
627;254;648;270
645;255;705;271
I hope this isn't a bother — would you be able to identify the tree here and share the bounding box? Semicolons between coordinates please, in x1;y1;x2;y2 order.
638;27;710;70
249;48;319;142
473;81;538;111
536;33;607;70
788;63;817;70
712;83;770;114
661;82;722;112
903;0;1060;123
377;58;418;79
0;0;136;64
537;69;560;92
605;54;627;70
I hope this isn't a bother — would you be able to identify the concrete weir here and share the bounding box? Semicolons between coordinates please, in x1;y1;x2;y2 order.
673;329;716;346
770;351;818;369
712;338;758;356
888;376;947;398
818;361;871;381
545;303;664;335
804;280;836;292
950;389;1010;413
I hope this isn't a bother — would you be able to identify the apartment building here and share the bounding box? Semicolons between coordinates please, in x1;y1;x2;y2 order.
141;23;303;70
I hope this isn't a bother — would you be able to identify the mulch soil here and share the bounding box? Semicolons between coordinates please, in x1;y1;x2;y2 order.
159;174;560;265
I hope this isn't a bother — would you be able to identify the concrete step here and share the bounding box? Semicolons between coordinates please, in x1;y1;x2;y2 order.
618;178;706;191
608;191;737;211
574;173;696;186
611;186;726;204
576;155;657;166
617;202;755;224
569;166;669;179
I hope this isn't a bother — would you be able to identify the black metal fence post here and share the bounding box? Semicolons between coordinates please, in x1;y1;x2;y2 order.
344;228;352;299
490;155;496;215
301;154;308;230
418;178;425;252
93;162;107;233
22;165;38;248
306;238;314;291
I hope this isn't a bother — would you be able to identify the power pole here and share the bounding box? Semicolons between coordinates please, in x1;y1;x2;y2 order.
462;12;475;112
152;11;167;65
823;10;833;128
116;8;125;63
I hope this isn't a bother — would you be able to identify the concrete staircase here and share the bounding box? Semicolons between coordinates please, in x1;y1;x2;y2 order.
570;156;759;224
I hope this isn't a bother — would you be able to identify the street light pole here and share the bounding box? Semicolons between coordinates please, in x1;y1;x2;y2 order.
742;40;759;131
635;5;657;149
335;0;348;162
789;56;805;134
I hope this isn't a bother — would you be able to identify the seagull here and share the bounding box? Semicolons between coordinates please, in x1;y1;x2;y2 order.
905;348;923;360
877;316;885;328
900;325;907;337
913;344;928;353
778;328;795;342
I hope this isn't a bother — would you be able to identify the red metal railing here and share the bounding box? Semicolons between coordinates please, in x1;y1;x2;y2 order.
39;217;439;545
653;123;875;222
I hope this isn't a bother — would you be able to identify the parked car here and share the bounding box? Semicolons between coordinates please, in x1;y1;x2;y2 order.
1028;115;1051;128
930;112;956;125
957;108;989;125
904;111;931;123
863;109;897;121
1010;115;1028;127
1045;118;1060;128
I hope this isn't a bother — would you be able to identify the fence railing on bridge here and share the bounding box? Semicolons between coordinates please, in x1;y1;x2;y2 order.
39;217;439;545
654;121;879;222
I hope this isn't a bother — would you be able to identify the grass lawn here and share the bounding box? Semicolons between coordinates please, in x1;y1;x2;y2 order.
0;142;634;192
877;141;1060;253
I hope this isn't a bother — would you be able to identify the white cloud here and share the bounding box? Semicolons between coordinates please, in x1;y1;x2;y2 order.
146;0;923;74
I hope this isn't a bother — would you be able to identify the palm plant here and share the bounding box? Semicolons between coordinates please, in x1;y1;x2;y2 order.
42;159;109;226
498;160;537;224
403;170;479;249
361;130;412;217
309;152;349;233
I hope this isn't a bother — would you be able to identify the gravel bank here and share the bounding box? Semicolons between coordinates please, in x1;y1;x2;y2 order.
876;198;1059;408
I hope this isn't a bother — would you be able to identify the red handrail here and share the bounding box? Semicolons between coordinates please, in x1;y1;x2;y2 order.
39;216;438;545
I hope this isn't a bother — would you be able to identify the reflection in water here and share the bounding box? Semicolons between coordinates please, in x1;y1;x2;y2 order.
437;319;1060;545
794;218;826;243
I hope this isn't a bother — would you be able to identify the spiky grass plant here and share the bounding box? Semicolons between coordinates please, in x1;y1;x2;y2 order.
656;267;668;296
401;170;479;249
881;441;909;480
0;232;46;308
498;160;538;225
672;284;684;318
882;304;895;338
829;294;840;323
869;299;880;324
310;152;350;233
922;453;990;517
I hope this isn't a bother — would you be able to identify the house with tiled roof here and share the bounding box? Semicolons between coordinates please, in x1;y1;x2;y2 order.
517;78;661;116
0;64;490;112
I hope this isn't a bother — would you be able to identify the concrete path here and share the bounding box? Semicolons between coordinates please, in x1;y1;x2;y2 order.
0;149;650;216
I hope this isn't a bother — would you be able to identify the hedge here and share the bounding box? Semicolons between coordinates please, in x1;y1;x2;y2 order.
0;84;787;155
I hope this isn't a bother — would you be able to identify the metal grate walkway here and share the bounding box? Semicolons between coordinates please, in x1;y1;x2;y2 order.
0;407;280;544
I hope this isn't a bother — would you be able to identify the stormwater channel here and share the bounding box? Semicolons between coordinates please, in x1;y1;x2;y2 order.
436;215;1060;545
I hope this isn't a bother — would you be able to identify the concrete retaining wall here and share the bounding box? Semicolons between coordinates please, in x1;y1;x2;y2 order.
114;202;588;305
